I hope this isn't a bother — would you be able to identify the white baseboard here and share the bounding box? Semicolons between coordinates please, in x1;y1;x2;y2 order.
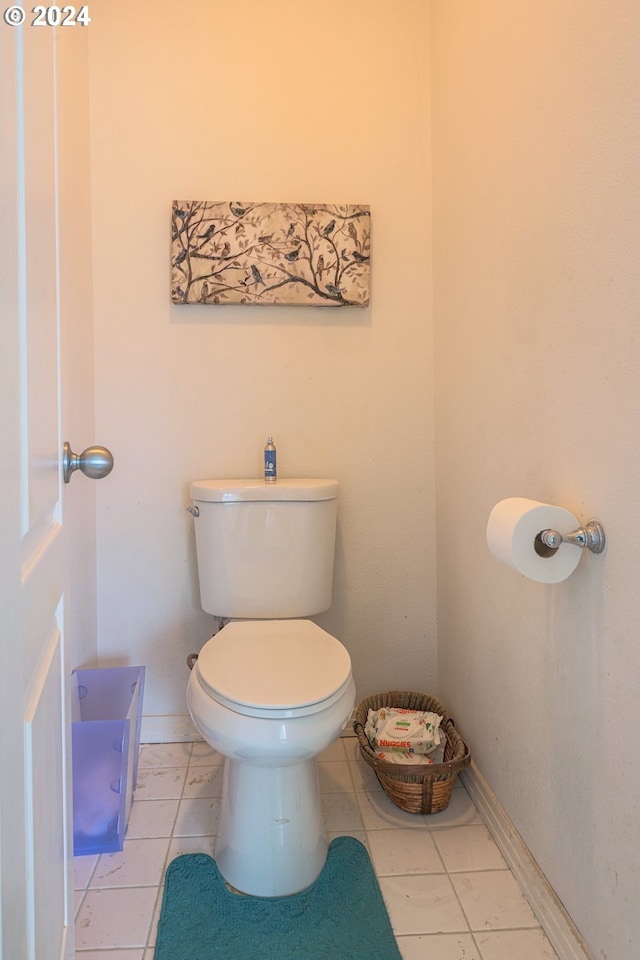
462;762;594;960
140;713;201;743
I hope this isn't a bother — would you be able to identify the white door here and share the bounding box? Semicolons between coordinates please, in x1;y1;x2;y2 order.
0;24;94;960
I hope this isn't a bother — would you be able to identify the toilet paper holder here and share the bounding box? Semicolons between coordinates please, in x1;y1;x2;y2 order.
536;518;606;556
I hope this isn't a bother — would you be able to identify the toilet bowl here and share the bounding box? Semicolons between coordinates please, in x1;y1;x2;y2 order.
187;619;355;896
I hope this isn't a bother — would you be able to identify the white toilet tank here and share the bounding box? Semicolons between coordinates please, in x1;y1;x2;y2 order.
189;478;339;618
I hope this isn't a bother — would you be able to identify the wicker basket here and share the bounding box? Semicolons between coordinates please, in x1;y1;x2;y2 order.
353;691;471;815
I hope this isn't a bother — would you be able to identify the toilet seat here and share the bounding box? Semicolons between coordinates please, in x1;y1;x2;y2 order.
195;619;352;719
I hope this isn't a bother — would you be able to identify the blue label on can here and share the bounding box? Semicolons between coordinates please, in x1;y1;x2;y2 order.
265;450;277;478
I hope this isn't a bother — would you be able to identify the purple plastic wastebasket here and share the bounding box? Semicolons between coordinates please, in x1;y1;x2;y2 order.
71;666;145;856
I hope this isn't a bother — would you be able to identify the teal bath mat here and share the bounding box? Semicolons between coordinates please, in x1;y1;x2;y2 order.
154;836;402;960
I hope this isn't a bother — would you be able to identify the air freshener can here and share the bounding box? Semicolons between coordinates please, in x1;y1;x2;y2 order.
264;436;277;482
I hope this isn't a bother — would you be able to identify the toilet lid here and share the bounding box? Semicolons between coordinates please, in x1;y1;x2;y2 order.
196;620;352;716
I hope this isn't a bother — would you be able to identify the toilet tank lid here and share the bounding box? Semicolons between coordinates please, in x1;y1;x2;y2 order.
190;478;339;502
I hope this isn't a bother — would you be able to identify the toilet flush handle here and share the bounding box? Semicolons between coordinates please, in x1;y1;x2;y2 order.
186;505;199;517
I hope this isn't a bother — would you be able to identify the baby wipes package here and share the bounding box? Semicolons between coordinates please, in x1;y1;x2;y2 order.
365;706;443;762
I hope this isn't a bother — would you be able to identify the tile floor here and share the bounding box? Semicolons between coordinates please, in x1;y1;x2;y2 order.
74;735;560;960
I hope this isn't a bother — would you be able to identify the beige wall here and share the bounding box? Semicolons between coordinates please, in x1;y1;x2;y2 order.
432;2;640;958
88;1;436;718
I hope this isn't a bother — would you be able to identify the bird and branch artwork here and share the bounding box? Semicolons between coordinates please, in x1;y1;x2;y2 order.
171;201;370;307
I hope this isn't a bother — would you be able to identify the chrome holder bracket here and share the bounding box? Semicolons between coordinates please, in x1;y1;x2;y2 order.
539;518;606;555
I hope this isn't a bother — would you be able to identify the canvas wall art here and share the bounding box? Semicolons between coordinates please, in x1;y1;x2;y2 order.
171;201;370;307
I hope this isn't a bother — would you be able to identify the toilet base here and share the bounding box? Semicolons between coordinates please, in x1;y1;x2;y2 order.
215;757;328;897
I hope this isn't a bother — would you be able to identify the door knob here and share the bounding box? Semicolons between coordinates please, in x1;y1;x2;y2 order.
63;441;114;484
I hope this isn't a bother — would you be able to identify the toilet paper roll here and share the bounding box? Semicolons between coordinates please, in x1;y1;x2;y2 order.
487;498;582;583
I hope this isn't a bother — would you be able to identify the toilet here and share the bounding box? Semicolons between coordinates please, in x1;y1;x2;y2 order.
186;478;355;897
